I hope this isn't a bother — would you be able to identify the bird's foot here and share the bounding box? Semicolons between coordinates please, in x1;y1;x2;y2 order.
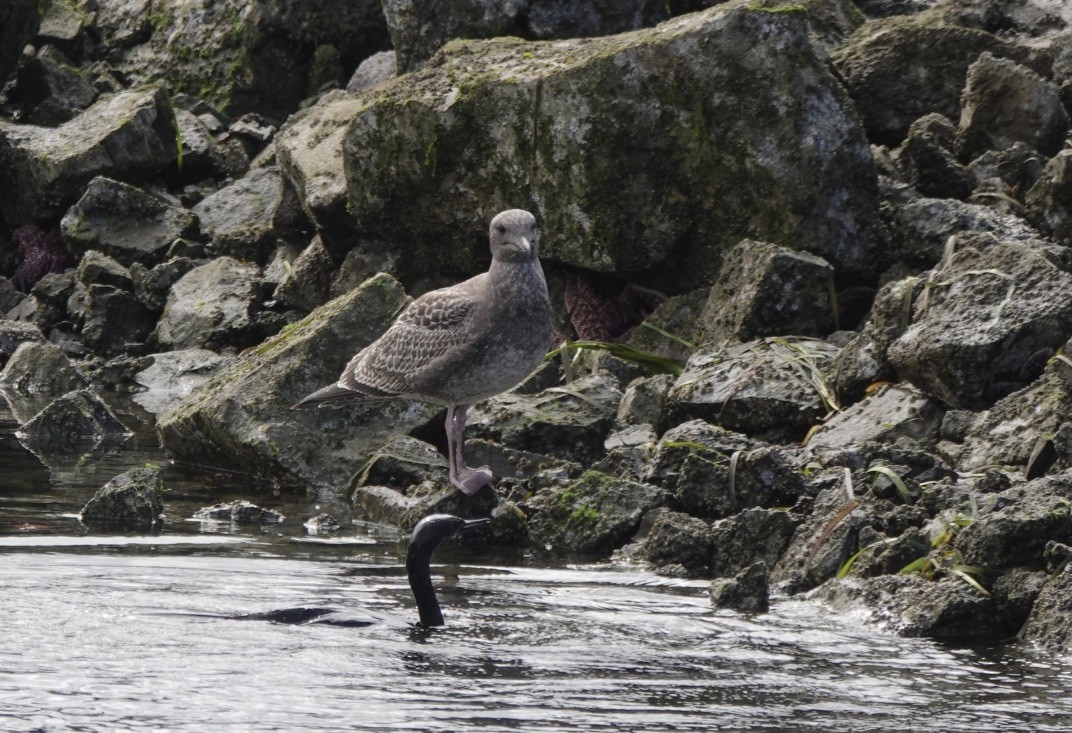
451;465;494;495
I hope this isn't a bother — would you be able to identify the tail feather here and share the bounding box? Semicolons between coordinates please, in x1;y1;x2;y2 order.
291;384;363;410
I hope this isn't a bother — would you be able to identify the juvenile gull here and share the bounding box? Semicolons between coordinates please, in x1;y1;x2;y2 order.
292;209;554;494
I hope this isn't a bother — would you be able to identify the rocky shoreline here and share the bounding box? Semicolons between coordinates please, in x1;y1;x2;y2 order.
2;0;1072;653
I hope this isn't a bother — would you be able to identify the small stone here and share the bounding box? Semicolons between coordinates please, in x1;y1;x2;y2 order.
193;500;284;524
76;250;132;289
710;561;769;613
81;466;164;527
304;513;342;535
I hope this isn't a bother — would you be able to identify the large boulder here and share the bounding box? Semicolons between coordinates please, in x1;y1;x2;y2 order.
156;273;440;492
887;239;1072;408
339;2;881;290
61;177;199;266
154;257;262;351
87;0;390;119
0;86;177;227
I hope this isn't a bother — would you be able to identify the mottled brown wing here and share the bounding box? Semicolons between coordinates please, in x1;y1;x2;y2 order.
339;286;477;397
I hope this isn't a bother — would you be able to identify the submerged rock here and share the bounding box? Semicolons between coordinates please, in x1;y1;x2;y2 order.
0;341;88;394
341;2;881;289
193;500;284;524
813;573;1028;642
16;389;131;453
81;466;165;527
0;86;177;226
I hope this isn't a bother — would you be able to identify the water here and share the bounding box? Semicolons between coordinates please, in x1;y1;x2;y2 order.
3;392;1072;732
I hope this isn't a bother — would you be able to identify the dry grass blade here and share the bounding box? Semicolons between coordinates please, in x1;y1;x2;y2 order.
546;341;685;376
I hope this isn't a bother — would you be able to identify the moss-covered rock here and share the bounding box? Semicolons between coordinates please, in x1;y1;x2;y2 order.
526;469;667;554
85;0;389;119
0;86;177;227
61;177;200;267
0;341;88;394
81;466;164;527
340;1;880;291
156;273;440;492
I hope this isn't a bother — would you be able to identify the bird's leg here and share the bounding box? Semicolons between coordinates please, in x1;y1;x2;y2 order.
447;404;493;494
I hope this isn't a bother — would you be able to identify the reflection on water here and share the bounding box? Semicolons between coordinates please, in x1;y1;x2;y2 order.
2;396;1072;732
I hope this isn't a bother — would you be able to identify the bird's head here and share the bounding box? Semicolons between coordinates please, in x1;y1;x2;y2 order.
489;209;538;262
407;514;490;560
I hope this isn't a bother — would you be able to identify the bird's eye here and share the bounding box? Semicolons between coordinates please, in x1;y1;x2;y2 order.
496;224;507;234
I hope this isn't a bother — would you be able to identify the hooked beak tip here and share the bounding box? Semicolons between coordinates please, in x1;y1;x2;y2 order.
462;517;492;532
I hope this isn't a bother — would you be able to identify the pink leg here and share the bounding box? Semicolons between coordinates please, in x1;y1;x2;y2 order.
446;404;493;494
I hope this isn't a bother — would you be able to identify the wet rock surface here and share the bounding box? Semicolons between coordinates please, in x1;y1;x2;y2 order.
81;466;165;527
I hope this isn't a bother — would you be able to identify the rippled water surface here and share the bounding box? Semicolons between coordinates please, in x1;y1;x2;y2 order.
3;394;1072;732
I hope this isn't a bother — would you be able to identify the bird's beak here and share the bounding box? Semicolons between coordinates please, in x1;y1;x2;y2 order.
510;237;532;257
461;517;491;532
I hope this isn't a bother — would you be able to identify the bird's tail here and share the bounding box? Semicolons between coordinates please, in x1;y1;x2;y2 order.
291;384;360;410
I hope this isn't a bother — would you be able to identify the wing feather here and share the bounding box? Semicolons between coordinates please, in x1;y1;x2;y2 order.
339;286;477;397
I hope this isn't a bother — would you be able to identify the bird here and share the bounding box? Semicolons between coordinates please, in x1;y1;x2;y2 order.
293;209;554;495
236;514;490;628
